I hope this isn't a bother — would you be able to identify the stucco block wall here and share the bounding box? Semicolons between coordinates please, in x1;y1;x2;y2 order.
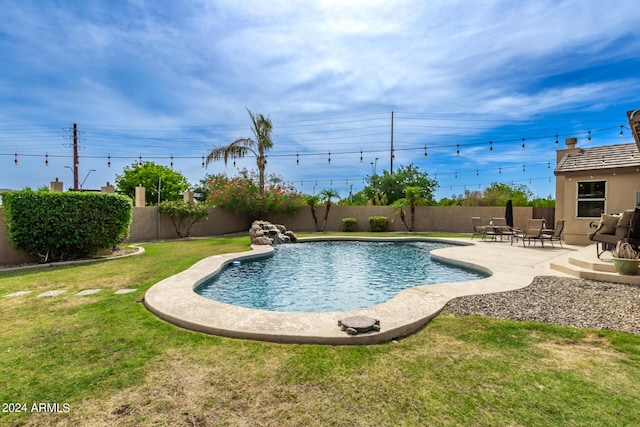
1;204;546;267
0;208;38;265
128;207;249;242
266;206;534;233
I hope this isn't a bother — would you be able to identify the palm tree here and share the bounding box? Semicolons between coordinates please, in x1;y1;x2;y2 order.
205;108;273;195
391;186;425;231
319;189;340;232
305;195;320;231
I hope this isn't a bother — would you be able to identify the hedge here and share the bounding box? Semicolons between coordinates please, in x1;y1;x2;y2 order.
341;217;357;232
1;190;132;262
368;216;388;232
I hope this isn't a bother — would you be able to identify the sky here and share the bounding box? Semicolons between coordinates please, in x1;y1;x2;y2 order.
1;0;639;201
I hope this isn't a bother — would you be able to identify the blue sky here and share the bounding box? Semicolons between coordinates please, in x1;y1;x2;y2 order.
1;0;639;201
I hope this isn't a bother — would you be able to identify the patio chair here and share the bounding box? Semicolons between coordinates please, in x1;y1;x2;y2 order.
512;218;545;247
470;217;486;240
540;219;565;248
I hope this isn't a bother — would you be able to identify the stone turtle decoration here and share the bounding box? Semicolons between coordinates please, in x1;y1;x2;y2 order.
338;316;381;335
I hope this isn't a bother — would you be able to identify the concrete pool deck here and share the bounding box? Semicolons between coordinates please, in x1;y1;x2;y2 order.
143;237;579;345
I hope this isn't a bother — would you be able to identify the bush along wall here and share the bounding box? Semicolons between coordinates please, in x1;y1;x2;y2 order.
341;217;357;232
368;216;388;232
1;190;133;263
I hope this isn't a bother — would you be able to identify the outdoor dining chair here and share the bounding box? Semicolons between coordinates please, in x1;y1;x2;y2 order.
512;218;545;247
540;219;565;248
470;217;486;240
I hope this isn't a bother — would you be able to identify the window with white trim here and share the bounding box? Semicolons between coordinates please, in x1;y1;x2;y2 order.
576;180;606;218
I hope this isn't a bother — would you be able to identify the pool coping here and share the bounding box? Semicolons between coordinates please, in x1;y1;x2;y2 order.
143;236;575;345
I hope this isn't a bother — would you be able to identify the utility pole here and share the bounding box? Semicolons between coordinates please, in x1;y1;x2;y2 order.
390;111;394;174
73;123;79;191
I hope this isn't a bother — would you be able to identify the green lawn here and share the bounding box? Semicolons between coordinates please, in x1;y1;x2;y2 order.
1;234;639;426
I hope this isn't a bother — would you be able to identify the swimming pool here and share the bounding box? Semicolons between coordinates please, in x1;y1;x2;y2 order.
196;240;487;312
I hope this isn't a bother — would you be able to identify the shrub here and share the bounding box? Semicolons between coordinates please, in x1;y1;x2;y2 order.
342;217;357;232
2;190;132;263
207;169;305;219
159;201;209;238
368;216;388;232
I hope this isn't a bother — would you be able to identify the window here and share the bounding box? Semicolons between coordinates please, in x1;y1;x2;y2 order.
577;180;606;218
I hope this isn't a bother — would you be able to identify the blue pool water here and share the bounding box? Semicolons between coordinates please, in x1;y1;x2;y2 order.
196;241;487;313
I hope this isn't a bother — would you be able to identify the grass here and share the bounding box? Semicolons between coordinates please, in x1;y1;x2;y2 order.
1;234;639;426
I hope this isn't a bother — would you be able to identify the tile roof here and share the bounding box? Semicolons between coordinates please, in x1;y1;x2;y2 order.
555;143;640;173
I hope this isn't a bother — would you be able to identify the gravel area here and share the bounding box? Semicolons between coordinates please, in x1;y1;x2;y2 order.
443;276;640;335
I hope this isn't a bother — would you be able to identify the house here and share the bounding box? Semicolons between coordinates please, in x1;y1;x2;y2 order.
554;110;640;245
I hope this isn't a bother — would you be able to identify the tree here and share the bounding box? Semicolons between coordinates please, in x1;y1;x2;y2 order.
318;189;340;232
305;195;320;231
159;201;209;238
206;108;273;195
391;186;426;231
207;169;304;219
438;182;536;207
115;161;190;205
362;164;438;205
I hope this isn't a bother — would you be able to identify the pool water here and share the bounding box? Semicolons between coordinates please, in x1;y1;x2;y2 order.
196;241;487;312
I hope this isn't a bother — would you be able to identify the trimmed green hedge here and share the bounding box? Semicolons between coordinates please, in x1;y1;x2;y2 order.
2;190;132;262
368;216;388;232
341;217;357;232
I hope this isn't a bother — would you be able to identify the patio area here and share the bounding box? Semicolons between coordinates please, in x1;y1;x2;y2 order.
143;237;611;345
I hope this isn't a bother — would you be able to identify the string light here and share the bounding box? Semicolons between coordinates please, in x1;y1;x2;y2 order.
170;154;174;169
360;150;363;162
521;137;525;150
107;155;111;168
620;126;624;137
138;154;142;165
588;129;591;142
456;143;460;156
424;145;427;158
555;133;558;146
201;155;205;168
328;152;331;164
489;140;493;152
296;153;299;165
45;153;49;166
522;164;526;173
14;152;17;166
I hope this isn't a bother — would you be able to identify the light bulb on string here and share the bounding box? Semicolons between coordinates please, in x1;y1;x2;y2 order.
424;146;427;158
620;126;624;137
456;143;460;156
521;137;525;150
360;150;363;162
170;154;174;169
476;169;479;176
555;133;558;146
138;155;142;165
454;171;458;179
14;152;18;166
201;155;205;168
522;164;526;173
107;155;111;168
587;129;591;143
489;140;493;152
296;153;299;166
45;153;49;166
499;167;502;175
547;162;551;169
328;152;331;164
